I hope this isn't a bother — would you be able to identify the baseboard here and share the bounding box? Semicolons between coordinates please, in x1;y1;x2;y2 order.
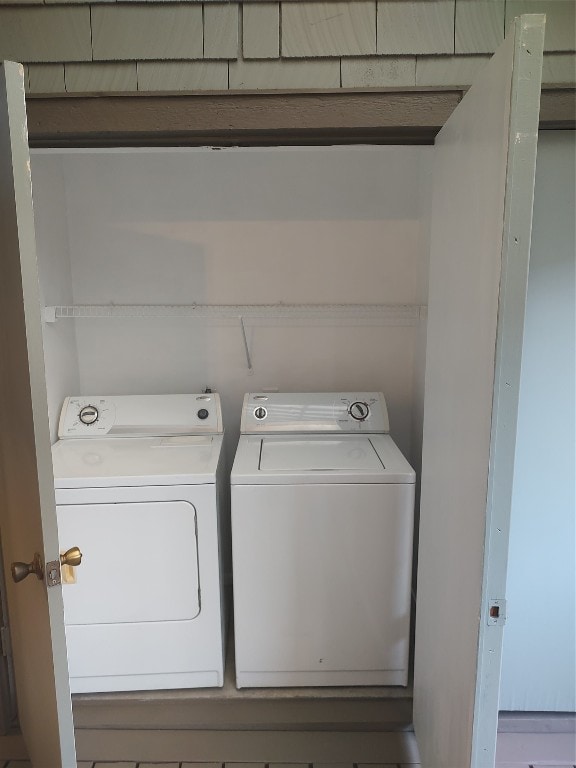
75;728;420;763
73;694;412;732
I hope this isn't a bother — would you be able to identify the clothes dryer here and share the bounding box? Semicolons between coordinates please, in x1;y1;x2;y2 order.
52;394;226;693
231;392;415;688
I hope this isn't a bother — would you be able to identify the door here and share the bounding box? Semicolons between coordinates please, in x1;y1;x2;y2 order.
413;14;544;768
0;61;76;766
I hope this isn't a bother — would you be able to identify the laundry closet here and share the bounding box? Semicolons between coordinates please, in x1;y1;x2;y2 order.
33;145;431;475
0;14;559;767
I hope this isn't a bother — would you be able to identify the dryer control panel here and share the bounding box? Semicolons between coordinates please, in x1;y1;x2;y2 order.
240;392;389;434
58;394;223;438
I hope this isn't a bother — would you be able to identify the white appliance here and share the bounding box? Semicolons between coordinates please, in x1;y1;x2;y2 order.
52;394;227;693
231;392;415;688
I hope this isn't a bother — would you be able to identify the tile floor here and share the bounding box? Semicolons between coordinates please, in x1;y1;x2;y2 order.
3;731;576;768
2;760;576;768
2;761;576;768
4;764;421;768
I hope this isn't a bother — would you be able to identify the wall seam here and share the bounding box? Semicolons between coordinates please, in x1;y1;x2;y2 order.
453;0;457;55
279;1;283;59
375;0;378;56
202;2;205;60
89;3;94;62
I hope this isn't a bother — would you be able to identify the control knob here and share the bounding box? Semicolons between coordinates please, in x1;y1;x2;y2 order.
349;401;369;421
79;405;99;425
254;407;267;420
197;408;209;420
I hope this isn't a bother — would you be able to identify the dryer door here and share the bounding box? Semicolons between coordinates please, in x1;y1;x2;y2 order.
57;500;200;625
57;498;202;689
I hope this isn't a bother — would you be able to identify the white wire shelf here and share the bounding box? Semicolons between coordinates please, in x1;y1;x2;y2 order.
43;303;426;325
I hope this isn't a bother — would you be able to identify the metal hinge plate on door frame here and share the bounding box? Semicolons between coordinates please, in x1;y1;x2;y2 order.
45;560;61;587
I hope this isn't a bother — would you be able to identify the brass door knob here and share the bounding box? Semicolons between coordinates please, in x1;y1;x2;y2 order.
60;546;82;567
11;553;44;583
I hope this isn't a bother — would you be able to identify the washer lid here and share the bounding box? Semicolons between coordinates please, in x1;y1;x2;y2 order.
52;435;223;488
232;434;415;485
260;436;383;472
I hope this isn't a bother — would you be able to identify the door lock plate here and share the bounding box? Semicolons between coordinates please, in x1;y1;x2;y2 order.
45;560;61;587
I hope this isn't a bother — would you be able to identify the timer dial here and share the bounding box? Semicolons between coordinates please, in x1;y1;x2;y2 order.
349;401;369;421
79;405;99;425
254;406;267;420
197;408;209;420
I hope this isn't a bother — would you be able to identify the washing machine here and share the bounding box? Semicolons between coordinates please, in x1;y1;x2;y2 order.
231;392;415;688
52;394;227;693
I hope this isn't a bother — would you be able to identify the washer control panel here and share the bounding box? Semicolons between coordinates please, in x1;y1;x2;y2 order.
58;394;223;438
79;404;99;425
349;401;370;421
240;392;389;434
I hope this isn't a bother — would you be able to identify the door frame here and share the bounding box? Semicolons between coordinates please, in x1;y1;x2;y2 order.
472;15;545;765
24;88;574;148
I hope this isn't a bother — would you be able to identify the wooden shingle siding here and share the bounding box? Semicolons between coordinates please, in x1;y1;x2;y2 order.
65;62;138;92
4;0;574;99
416;54;490;87
506;1;576;52
341;56;416;88
0;6;91;63
376;0;455;55
138;61;228;91
229;58;340;90
542;53;576;85
282;2;377;58
91;4;203;61
455;0;505;55
243;3;280;59
27;63;65;93
204;3;239;59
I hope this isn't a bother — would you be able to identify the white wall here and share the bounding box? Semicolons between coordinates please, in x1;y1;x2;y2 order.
31;153;80;443
500;131;576;711
32;145;431;465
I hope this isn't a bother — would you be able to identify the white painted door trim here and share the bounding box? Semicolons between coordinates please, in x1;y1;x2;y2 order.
0;60;76;767
472;15;545;766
